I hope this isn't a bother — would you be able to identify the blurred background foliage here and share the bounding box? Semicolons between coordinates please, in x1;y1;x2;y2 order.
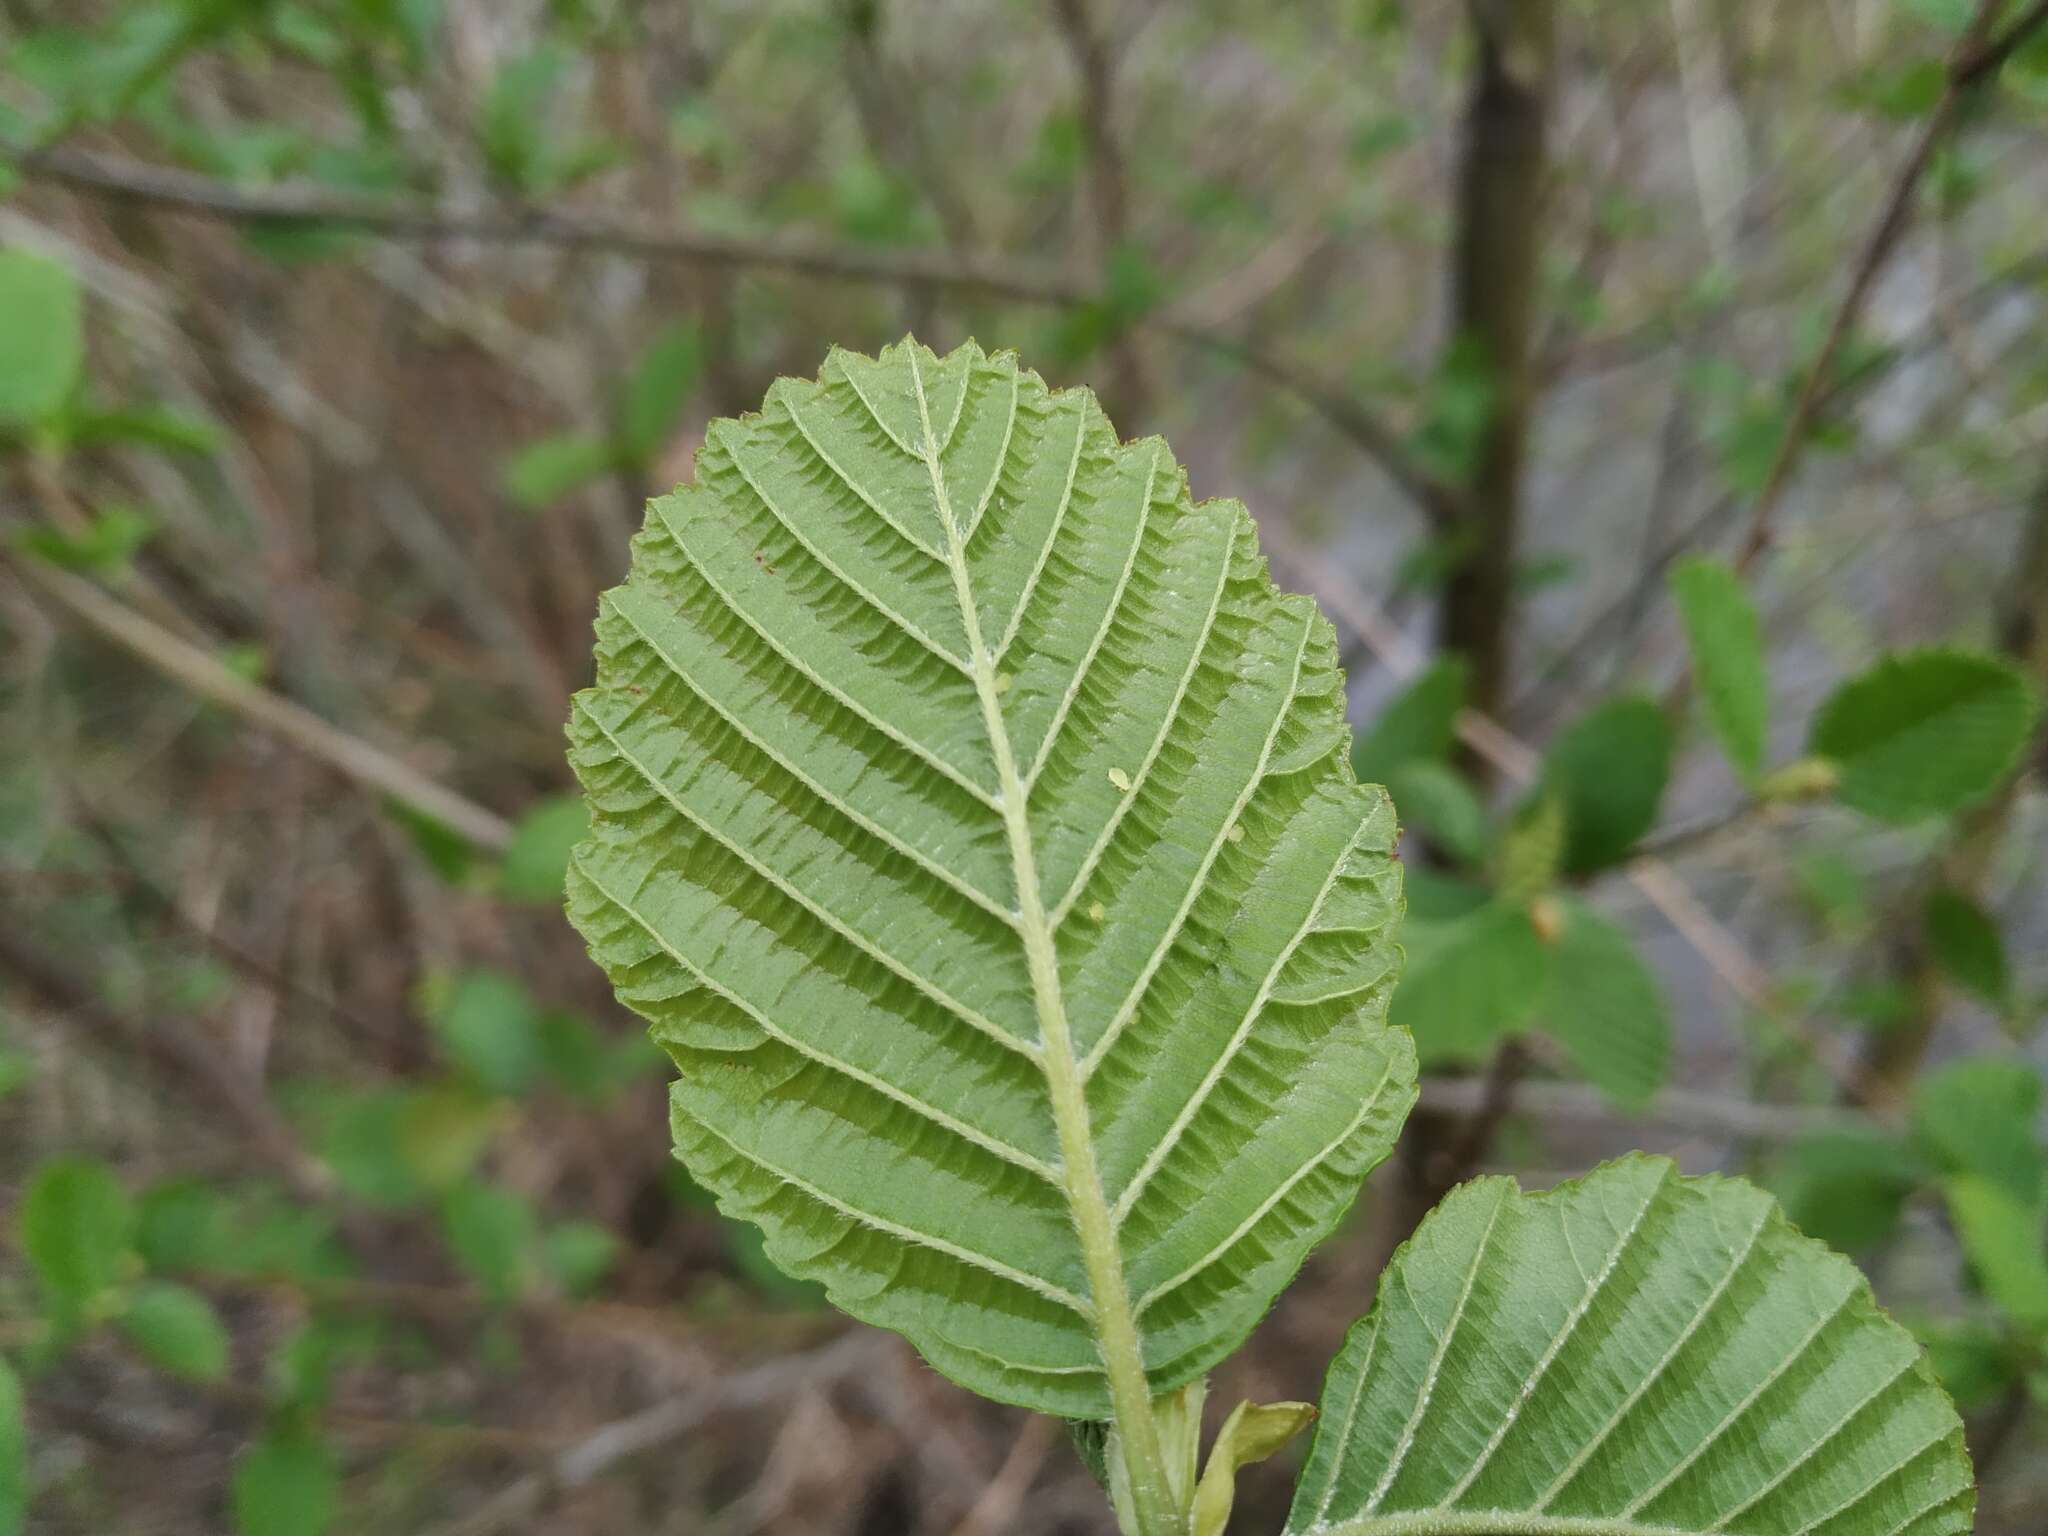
1;0;2047;1532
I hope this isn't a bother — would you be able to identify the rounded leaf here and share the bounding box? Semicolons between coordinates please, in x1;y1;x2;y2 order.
1811;649;2036;823
118;1281;231;1383
566;339;1414;1415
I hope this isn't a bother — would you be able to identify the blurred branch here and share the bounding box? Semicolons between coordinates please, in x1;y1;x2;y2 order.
14;145;1460;524
1050;0;1151;422
1416;1075;1879;1142
0;917;333;1198
1732;0;2048;572
7;555;515;851
424;1331;884;1536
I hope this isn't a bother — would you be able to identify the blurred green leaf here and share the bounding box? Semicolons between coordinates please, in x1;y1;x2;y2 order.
1914;1056;2042;1204
502;432;614;511
1923;887;2011;1012
498;795;588;904
1917;1318;2019;1411
1538;695;1672;875
311;1088;430;1208
1945;1176;2048;1331
1384;759;1489;869
542;1220;619;1297
17;504;155;577
0;1048;29;1102
432;969;545;1096
1408;334;1494;487
118;1281;230;1382
441;1183;537;1303
1351;658;1467;783
135;1179;232;1273
618;323;702;466
1776;1133;1922;1253
233;1428;337;1536
0;1357;22;1536
20;1156;134;1318
0;248;84;429
1393;903;1545;1065
383;800;482;882
396;1083;509;1191
1670;557;1768;783
65;402;221;455
1811;649;2037;823
1537;901;1670;1109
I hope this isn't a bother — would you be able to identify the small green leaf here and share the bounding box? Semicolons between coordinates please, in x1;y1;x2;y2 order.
1191;1399;1317;1536
396;1083;509;1192
1944;1176;2048;1331
542;1221;619;1297
440;1184;538;1303
498;795;588;904
0;1356;24;1536
1537;901;1671;1109
65;403;220;455
20;1157;133;1317
0;248;84;428
431;969;545;1097
1922;887;2011;1012
1395;904;1546;1065
16;504;155;576
118;1281;230;1382
502;432;614;511
618;322;701;466
1775;1132;1923;1254
1539;695;1672;874
1913;1056;2042;1204
233;1428;337;1536
1352;659;1467;783
1286;1156;1973;1536
1670;557;1767;783
1384;760;1488;869
1811;648;2037;822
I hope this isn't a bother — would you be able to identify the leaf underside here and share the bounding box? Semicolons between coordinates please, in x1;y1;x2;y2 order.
1286;1155;1972;1536
566;337;1414;1416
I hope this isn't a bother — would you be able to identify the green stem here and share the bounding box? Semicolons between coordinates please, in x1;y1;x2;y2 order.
910;356;1180;1536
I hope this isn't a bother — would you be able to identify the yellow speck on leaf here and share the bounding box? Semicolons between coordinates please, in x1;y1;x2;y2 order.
993;672;1013;695
1108;768;1132;793
1227;824;1245;844
1088;902;1106;923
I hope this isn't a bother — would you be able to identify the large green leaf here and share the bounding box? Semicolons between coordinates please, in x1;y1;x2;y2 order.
1286;1156;1972;1536
565;339;1414;1418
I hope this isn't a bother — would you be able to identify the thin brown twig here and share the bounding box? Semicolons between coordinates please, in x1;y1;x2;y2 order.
8;555;515;851
15;145;1458;522
1732;0;2048;572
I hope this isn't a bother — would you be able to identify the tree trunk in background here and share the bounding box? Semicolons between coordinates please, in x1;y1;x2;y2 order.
1378;0;1557;1267
1438;0;1556;748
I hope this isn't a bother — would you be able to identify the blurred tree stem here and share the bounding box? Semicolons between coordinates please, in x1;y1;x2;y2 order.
1387;0;1556;1263
1436;0;1555;752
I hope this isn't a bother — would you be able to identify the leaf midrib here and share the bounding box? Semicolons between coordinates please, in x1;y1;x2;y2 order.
901;351;1177;1531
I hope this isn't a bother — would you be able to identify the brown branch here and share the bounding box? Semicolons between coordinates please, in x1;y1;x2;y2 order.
8;554;515;851
1733;0;2048;572
13;145;1458;524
